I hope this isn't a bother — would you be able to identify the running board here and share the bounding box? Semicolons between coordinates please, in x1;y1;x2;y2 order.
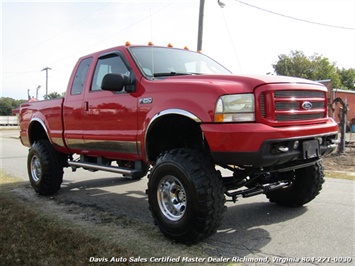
68;161;140;176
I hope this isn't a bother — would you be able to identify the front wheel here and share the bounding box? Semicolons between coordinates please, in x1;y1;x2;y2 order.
266;160;325;207
27;140;64;195
148;149;226;243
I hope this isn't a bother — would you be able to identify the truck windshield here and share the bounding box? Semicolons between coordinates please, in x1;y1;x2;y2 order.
129;46;231;78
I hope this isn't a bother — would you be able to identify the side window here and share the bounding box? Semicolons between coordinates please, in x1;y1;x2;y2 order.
91;55;130;92
71;57;92;95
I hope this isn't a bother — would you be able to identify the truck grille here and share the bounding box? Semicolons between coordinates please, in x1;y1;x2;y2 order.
259;89;327;124
276;113;324;121
274;91;324;98
275;101;325;111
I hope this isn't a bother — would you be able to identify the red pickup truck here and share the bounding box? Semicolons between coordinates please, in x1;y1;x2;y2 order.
19;44;338;243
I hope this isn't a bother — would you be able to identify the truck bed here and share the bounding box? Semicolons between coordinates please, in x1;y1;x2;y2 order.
20;98;65;149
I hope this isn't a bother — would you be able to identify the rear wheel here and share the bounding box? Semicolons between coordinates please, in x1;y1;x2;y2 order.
266;160;325;207
27;140;64;195
148;149;226;243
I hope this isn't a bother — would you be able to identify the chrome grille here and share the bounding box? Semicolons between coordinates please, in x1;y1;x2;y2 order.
276;113;324;121
259;89;327;123
275;91;324;98
275;101;325;111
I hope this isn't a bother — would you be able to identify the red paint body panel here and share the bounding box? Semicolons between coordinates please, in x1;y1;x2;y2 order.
20;98;68;153
201;118;338;153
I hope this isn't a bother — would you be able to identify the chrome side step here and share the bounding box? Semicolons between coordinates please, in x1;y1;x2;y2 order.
68;161;140;176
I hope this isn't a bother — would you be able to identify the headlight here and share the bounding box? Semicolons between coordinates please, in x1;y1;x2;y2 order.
215;94;255;122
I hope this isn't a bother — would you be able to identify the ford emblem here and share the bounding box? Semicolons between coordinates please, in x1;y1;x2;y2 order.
302;101;312;110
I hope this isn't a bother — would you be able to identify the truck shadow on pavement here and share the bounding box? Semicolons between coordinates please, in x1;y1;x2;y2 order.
206;201;307;257
57;176;307;257
59;176;152;223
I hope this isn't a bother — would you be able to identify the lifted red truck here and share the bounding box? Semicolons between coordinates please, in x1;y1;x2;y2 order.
19;44;338;243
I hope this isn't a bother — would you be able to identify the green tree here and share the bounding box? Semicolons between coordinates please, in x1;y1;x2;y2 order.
272;50;341;88
273;51;311;79
337;68;355;90
44;92;63;100
0;97;26;115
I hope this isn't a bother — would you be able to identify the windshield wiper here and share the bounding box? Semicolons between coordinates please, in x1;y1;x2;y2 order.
153;72;193;77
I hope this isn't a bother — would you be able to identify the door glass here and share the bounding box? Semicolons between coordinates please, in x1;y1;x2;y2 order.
91;55;130;92
71;57;92;95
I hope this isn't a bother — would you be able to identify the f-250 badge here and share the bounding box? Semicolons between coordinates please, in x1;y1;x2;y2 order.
139;97;153;104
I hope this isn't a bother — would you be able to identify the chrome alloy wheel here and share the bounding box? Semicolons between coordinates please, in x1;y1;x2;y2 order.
157;175;187;221
30;155;42;183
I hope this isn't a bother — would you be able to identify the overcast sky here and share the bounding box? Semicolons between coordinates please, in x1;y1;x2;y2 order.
1;0;355;100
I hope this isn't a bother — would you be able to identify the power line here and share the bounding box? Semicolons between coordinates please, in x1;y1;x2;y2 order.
219;7;243;73
4;2;110;60
3;2;176;77
48;2;175;66
2;0;177;79
236;0;355;31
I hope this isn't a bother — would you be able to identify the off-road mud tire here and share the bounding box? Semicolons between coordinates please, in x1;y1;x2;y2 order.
27;140;64;195
148;149;226;244
266;160;325;207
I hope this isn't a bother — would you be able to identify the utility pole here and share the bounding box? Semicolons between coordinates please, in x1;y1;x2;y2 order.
197;0;225;51
35;85;41;100
197;0;205;51
41;67;51;99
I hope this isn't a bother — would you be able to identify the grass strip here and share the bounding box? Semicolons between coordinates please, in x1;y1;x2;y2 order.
325;171;355;180
0;193;139;266
0;172;138;266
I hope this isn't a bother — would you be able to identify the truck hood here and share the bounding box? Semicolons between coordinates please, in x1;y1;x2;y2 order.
151;74;322;94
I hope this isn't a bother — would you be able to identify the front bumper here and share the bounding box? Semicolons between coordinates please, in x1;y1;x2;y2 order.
201;118;338;167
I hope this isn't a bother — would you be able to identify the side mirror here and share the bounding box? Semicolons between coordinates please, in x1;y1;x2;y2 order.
101;73;129;92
